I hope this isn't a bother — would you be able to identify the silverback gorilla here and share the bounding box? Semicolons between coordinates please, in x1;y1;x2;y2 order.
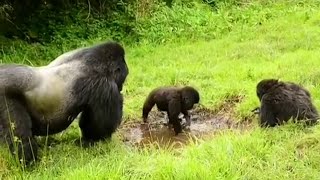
142;86;200;135
255;79;319;127
0;41;129;164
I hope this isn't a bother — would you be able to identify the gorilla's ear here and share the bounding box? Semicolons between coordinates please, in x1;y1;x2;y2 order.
114;67;121;73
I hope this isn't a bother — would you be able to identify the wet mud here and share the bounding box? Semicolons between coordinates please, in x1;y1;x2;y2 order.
119;95;254;148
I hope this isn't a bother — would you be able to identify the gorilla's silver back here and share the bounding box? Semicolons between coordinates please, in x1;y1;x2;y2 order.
24;51;85;126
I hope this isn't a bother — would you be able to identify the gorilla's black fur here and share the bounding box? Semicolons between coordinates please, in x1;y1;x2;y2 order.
254;79;319;127
0;41;129;164
142;86;200;134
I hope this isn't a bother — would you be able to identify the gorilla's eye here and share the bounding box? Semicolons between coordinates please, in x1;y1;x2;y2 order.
115;67;121;73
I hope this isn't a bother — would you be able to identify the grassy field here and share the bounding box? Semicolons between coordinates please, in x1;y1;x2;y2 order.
1;1;320;179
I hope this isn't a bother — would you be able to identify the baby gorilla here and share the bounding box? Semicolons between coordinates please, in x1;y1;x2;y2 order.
142;86;200;135
254;79;319;127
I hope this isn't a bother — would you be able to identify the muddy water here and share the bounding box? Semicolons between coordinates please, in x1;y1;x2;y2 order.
120;106;253;148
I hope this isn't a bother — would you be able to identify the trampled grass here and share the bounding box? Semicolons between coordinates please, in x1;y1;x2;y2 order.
1;1;320;179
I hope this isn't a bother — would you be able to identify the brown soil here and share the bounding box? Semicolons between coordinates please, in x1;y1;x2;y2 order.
119;95;255;148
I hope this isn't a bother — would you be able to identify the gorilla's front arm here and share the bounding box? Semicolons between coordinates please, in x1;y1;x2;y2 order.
168;99;183;134
259;102;277;127
76;78;123;140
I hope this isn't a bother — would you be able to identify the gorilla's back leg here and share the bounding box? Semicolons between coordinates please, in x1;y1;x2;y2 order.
0;94;38;164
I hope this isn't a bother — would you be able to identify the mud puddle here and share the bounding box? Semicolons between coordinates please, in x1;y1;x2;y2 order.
120;95;254;148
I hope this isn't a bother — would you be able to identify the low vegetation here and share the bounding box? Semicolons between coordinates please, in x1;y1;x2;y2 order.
1;0;320;179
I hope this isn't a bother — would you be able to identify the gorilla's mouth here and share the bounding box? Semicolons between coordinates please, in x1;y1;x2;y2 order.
251;107;260;114
118;84;123;92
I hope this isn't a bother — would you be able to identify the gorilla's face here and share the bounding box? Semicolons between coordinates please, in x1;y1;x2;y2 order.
182;90;200;110
113;56;129;92
256;90;264;101
183;99;195;110
86;42;129;92
109;43;129;92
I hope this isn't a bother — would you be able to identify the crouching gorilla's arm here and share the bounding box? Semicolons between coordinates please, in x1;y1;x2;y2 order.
259;99;277;127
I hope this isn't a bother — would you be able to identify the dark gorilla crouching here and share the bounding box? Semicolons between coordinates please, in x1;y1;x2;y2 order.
0;41;129;165
255;79;319;127
142;86;200;135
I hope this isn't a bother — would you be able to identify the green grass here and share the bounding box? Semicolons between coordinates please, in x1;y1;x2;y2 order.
2;1;320;179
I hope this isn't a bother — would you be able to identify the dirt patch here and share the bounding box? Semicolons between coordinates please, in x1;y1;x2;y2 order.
119;95;254;148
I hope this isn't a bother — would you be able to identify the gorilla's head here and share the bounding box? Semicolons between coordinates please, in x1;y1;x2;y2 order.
181;86;200;110
256;79;279;101
82;41;129;92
